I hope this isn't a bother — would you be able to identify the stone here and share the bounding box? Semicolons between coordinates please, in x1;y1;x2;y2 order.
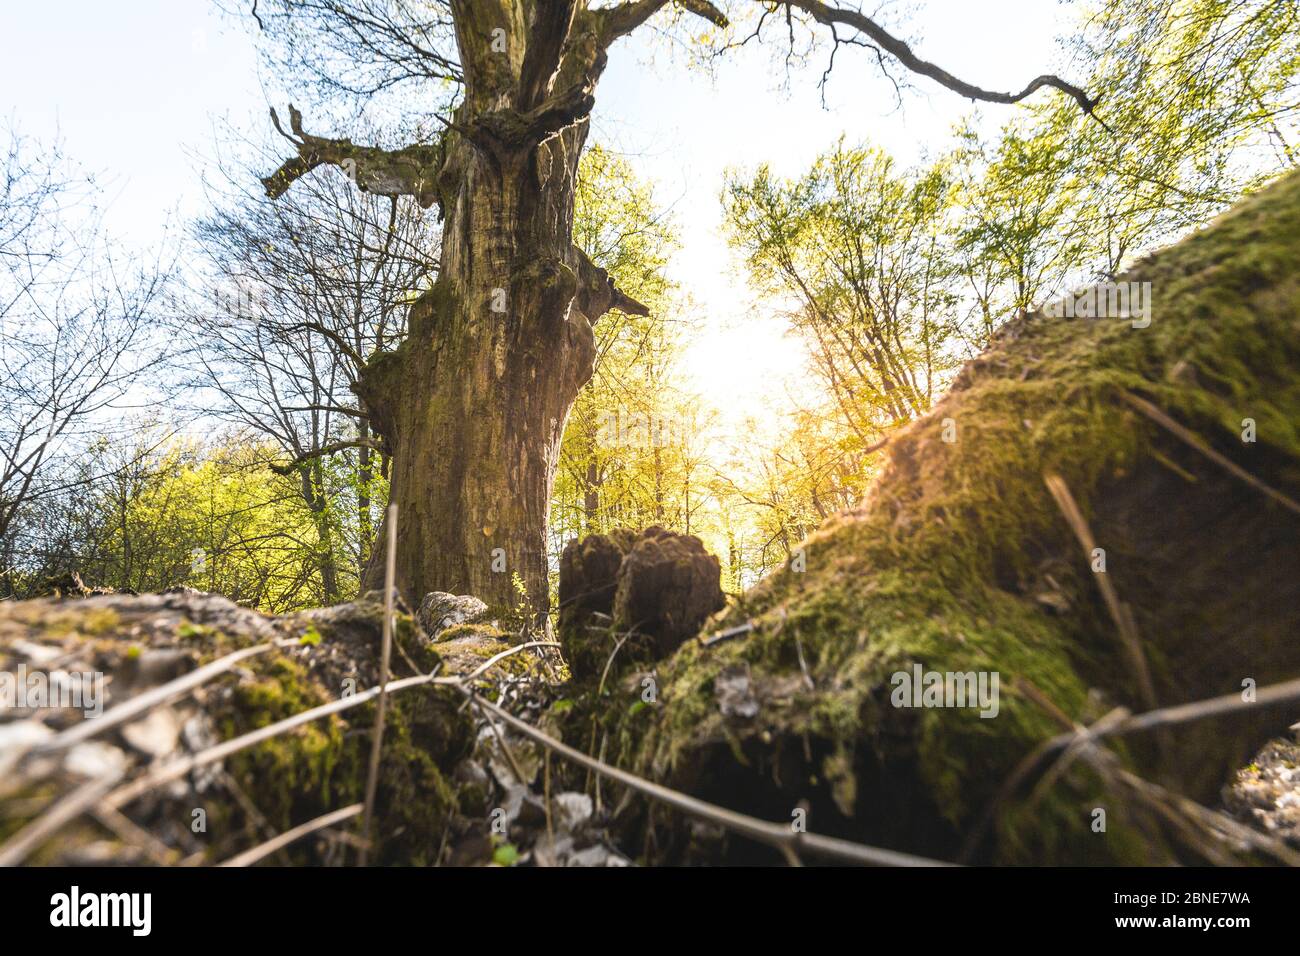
552;791;594;831
417;591;489;638
10;640;62;665
121;706;181;759
0;720;55;778
500;782;547;829
714;663;759;720
567;844;631;867
65;741;128;779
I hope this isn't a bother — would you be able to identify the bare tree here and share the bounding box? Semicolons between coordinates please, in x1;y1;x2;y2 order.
186;142;439;598
0;130;171;571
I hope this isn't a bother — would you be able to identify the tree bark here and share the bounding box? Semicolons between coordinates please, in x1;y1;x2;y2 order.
351;2;644;616
300;463;340;603
356;414;373;579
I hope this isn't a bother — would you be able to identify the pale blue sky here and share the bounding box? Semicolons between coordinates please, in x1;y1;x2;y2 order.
0;0;1074;420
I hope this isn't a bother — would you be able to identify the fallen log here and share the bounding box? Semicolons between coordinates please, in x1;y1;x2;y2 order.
563;170;1300;865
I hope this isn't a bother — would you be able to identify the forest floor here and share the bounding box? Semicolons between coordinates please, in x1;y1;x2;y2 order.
0;585;1297;866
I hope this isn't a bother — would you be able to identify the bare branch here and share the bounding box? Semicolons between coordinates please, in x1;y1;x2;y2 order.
599;0;729;47
262;105;442;208
783;1;1101;118
267;438;384;475
574;246;651;321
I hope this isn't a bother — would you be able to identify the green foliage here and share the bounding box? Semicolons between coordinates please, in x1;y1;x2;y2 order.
492;842;520;867
711;0;1299;590
57;438;360;612
953;0;1300;313
551;145;716;576
725;142;964;429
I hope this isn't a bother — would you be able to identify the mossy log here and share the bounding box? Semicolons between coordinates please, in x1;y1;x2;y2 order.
0;591;474;865
570;171;1300;865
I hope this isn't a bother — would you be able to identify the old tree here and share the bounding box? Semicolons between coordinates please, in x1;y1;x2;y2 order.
255;0;1096;615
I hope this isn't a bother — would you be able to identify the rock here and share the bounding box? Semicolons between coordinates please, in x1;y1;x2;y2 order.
64;840;147;866
531;832;576;867
121;706;182;760
65;741;128;779
435;623;516;675
552;791;594;830
714;664;759;720
500;782;547;830
567;844;631;867
10;640;62;665
0;721;55;779
1034;591;1071;615
418;591;489;638
1224;738;1300;848
480;722;541;788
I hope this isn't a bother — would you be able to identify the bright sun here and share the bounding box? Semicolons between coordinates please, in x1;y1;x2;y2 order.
679;308;814;462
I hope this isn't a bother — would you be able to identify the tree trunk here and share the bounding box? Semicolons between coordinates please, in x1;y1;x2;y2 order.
356;415;373;579
301;464;339;603
583;458;601;531
353;3;641;616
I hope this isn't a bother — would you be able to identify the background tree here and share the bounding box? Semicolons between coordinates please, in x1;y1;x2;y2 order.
1063;0;1300;274
549;145;714;560
951;0;1300;324
0;129;172;586
725;143;965;445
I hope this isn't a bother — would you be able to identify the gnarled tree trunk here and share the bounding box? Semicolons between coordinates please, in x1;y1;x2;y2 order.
342;3;648;614
357;134;596;614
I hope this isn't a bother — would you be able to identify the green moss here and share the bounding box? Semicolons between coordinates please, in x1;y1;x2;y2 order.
177;621;214;641
17;604;122;638
436;622;509;644
218;644;472;864
223;658;347;836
